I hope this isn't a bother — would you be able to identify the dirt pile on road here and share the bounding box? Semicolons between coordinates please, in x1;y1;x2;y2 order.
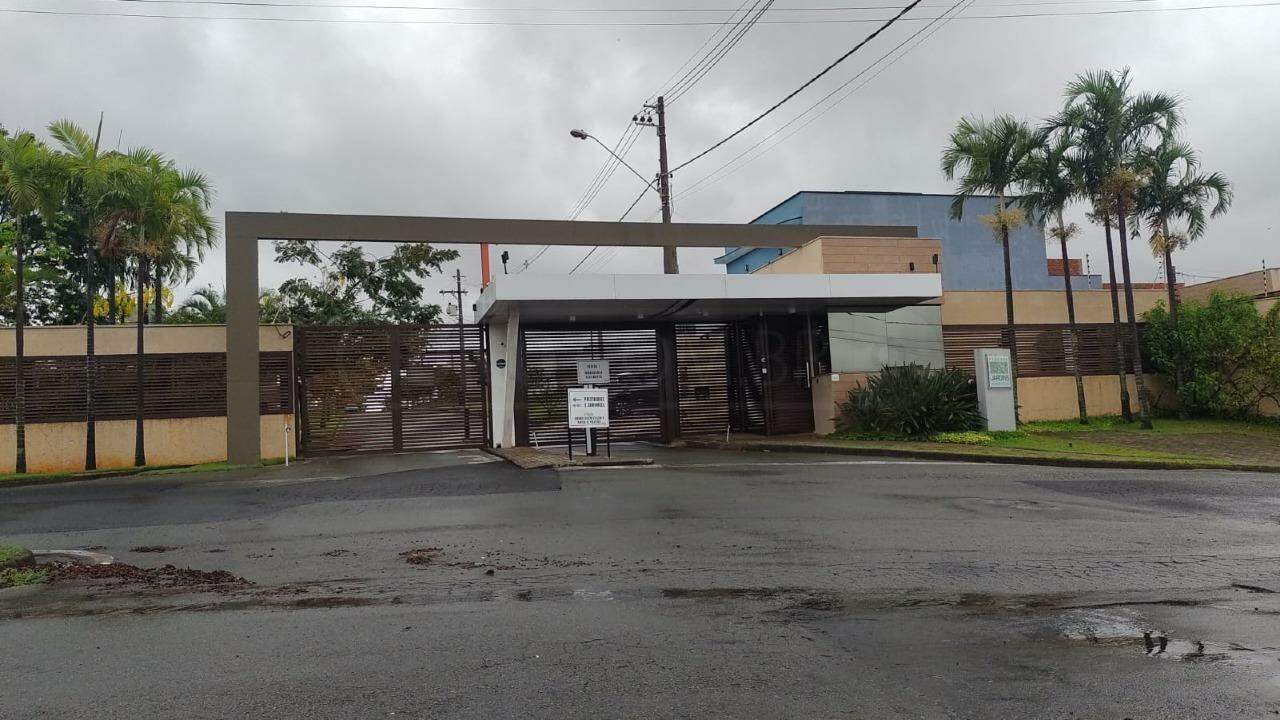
400;548;443;566
46;562;252;592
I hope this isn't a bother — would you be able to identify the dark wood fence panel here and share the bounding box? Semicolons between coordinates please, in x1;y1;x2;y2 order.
944;323;1141;378
0;351;293;424
675;323;731;436
296;325;488;456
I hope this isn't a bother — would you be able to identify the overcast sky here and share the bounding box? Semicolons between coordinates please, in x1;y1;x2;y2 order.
7;0;1278;319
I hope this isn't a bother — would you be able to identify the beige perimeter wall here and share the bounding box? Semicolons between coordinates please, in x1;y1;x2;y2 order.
813;372;1169;434
0;324;296;473
0;414;295;474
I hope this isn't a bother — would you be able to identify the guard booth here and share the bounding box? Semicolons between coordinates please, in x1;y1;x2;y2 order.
478;272;942;448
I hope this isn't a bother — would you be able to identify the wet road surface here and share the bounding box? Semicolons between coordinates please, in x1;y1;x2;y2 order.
4;447;1280;718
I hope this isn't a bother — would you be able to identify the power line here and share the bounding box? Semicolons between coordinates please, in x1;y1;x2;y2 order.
15;2;1280;25
669;0;924;174
664;0;772;104
668;0;976;208
68;0;1183;11
646;0;756;102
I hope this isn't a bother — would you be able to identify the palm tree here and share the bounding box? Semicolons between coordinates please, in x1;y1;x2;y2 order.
0;131;64;473
1059;69;1180;429
48;117;135;470
121;151;215;466
1135;139;1232;416
170;286;227;324
942;115;1037;423
1020;130;1088;424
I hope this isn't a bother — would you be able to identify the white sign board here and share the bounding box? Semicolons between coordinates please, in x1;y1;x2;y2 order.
576;359;611;385
985;353;1013;388
567;388;610;429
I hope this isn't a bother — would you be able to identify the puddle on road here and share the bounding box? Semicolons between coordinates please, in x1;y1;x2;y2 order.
1051;606;1274;666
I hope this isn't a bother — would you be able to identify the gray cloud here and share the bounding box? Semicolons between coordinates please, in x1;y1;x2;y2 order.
7;2;1278;318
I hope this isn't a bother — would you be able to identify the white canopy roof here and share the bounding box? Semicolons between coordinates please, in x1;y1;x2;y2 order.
475;273;942;324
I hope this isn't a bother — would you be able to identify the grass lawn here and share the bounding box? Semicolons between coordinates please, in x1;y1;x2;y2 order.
795;417;1280;470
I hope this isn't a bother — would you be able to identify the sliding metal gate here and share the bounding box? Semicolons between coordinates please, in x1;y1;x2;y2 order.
296;325;489;456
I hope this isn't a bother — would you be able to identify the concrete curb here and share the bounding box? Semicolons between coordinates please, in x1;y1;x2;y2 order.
483;446;654;470
683;439;1280;474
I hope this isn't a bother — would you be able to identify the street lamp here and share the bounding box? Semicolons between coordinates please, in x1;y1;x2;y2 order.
569;129;654;191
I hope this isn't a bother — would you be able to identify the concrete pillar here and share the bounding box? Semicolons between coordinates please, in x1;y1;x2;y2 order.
975;348;1016;431
487;308;520;447
225;215;261;465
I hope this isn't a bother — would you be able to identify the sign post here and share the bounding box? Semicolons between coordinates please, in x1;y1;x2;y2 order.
573;360;610;456
568;387;610;457
974;348;1016;431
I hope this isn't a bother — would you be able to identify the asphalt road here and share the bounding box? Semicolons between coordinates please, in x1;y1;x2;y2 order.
5;446;1280;719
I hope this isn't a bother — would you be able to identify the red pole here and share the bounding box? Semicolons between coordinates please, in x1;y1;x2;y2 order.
480;243;492;287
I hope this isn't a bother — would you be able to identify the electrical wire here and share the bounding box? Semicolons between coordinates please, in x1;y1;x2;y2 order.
669;0;923;175
17;2;1278;25
667;0;976;209
75;0;1178;10
665;0;775;104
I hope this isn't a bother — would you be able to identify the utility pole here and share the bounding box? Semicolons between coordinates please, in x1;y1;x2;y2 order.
636;96;677;274
440;269;471;439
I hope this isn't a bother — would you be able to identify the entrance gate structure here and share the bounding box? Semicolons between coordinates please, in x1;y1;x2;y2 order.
223;211;932;464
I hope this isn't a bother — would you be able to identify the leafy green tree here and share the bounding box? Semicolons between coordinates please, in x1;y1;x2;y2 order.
168;286;227;324
269;239;458;325
1134;140;1232;417
1020;130;1088;424
1058;68;1180;430
941;115;1037;422
0;130;64;473
1144;293;1280;418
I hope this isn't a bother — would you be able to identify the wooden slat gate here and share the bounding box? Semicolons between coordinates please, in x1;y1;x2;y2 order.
296;325;489;456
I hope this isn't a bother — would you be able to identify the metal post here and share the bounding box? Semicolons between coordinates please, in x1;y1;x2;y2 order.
389;325;403;452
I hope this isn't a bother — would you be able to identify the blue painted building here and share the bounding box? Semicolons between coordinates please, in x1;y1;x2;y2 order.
716;190;1100;291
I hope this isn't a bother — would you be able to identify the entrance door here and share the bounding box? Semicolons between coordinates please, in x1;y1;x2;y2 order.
760;315;816;435
296;325;489;456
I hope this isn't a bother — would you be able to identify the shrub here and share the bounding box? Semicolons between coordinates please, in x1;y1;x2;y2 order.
1144;292;1280;418
0;567;48;588
0;543;33;569
837;364;983;439
932;430;994;445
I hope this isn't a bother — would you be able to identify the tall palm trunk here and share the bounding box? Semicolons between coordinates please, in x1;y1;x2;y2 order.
84;232;97;469
151;266;164;323
1162;221;1187;417
1057;211;1087;424
1161;221;1187;419
107;264;118;324
134;255;147;467
1114;202;1153;429
997;194;1020;424
13;217;27;474
1101;214;1133;421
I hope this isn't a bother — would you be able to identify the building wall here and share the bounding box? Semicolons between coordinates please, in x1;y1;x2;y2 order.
829;306;945;373
0;324;295;473
1181;269;1280;303
753;236;943;276
729;191;1104;291
941;290;1167;325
